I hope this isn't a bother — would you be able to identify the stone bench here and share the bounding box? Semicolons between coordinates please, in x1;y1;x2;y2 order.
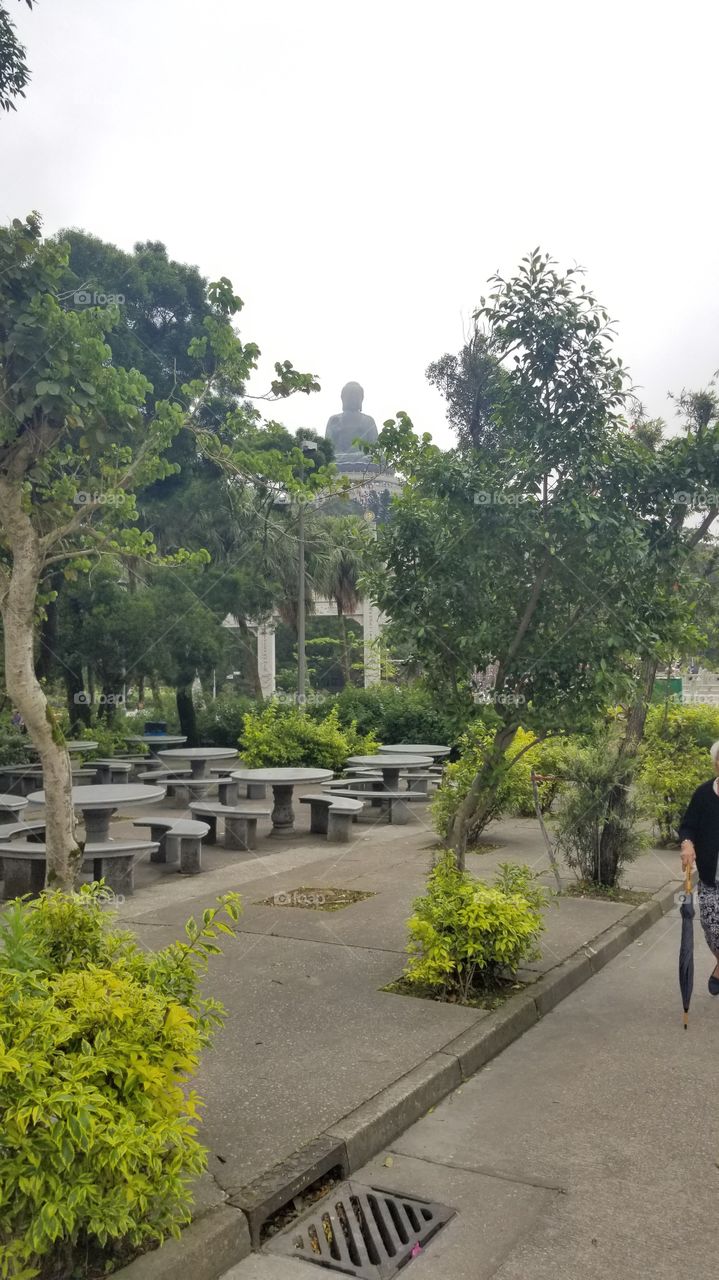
136;768;216;805
133;818;210;875
0;839;159;898
190;801;271;850
321;785;430;825
299;794;364;842
92;760;133;785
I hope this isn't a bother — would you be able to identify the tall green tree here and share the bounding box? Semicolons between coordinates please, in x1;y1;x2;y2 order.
368;252;683;866
0;213;317;889
314;515;371;685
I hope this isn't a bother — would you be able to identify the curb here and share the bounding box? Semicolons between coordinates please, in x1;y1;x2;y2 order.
116;878;678;1275
112;1205;251;1280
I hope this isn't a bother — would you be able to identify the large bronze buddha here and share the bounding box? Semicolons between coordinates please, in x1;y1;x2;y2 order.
325;382;378;465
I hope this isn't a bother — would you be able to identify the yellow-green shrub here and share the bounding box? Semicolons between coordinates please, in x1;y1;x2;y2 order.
0;886;241;1280
637;703;719;844
404;853;547;1000
240;702;377;771
431;725;571;842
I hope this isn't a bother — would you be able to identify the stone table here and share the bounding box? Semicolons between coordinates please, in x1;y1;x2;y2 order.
124;734;187;760
157;747;239;780
0;794;28;817
378;743;451;761
345;753;433;792
28;740;99;754
231;767;333;837
27;783;166;843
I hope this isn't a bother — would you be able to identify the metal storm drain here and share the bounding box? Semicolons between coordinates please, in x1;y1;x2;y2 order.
266;1179;455;1278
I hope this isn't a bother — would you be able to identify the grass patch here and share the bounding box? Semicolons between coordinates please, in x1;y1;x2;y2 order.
381;974;525;1011
256;885;375;912
467;840;503;854
563;881;651;906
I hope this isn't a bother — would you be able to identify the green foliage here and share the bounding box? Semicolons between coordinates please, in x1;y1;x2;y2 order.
432;725;571;842
240;702;377;771
553;737;644;885
196;691;254;747
404;853;547;1000
0;714;33;766
329;683;468;747
0;2;33;114
74;720;132;760
637;702;719;844
0;885;241;1280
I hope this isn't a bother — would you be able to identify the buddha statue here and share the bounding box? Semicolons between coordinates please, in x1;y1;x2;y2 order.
325;381;379;465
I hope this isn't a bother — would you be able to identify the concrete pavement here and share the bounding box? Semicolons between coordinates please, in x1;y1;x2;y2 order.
221;909;718;1280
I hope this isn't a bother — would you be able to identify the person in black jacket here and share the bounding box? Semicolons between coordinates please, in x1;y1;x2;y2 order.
679;740;719;995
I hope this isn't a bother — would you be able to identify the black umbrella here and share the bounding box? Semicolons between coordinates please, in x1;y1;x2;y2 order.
679;867;695;1030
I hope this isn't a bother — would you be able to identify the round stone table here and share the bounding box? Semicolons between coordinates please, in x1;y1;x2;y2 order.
28;740;99;755
0;794;28;817
125;734;188;760
158;747;239;780
27;783;166;843
378;743;451;761
231;767;333;837
345;754;433;792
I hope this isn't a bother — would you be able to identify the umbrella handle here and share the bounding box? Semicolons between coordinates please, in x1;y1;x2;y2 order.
685;868;693;896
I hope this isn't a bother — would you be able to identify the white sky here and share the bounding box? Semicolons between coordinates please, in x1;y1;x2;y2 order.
2;0;718;447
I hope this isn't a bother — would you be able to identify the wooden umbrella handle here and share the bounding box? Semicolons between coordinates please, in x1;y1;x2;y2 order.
685;867;693;896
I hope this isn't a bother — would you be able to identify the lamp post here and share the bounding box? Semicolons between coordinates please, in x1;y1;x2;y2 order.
297;439;317;705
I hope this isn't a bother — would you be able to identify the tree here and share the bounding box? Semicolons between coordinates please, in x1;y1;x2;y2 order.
314;515;370;685
368;252;674;867
0;1;32;113
0;213;317;889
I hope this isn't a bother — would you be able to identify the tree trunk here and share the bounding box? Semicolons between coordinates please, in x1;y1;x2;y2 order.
447;722;518;870
597;656;658;884
176;682;198;744
0;490;80;891
65;669;91;729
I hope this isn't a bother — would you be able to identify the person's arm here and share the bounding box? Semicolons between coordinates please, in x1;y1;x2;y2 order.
678;790;701;872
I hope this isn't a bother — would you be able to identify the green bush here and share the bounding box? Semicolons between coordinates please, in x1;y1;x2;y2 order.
637;703;719;844
240;702;377;771
431;725;572;843
0;886;241;1280
196;691;255;747
327;683;468;747
0;715;33;767
553;738;644;885
73;720;133;760
404;853;547;1000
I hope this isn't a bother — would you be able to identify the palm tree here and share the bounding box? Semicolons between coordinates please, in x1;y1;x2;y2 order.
314;516;370;687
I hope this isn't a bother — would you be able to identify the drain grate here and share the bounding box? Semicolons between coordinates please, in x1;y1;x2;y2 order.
266;1179;455;1278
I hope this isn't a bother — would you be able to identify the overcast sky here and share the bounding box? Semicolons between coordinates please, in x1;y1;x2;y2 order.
2;0;717;447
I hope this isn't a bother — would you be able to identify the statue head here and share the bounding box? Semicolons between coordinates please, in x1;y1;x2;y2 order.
341;381;364;412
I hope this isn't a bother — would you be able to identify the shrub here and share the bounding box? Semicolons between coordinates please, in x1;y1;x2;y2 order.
74;720;132;759
0;715;33;767
0;885;240;1280
553;738;644;885
196;691;255;747
637;703;719;844
327;683;468;747
431;725;572;843
240;702;378;771
404;853;547;1000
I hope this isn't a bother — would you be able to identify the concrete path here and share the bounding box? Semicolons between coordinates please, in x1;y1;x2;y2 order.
221;910;717;1280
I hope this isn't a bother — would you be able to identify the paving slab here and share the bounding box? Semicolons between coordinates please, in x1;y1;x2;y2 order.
193;930;479;1190
383;914;719;1279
